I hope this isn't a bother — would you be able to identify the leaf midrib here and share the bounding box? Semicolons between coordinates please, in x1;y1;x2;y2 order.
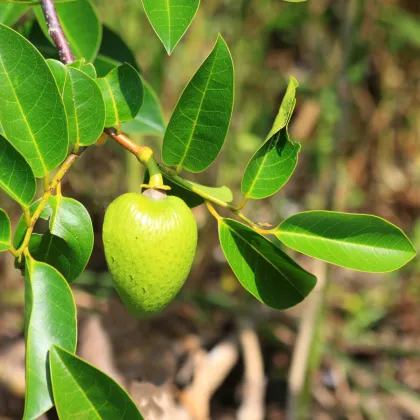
0;175;24;205
103;76;119;126
166;0;171;50
68;69;81;149
222;220;306;298
176;42;219;171
278;228;413;254
54;352;102;419
244;132;278;197
0;55;47;175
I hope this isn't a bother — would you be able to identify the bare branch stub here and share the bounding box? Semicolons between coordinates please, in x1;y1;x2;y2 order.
40;0;75;64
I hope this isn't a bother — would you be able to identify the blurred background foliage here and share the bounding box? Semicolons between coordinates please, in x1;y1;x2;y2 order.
0;0;419;418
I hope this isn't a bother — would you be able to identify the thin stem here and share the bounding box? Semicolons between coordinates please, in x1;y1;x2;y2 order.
43;173;50;192
22;206;31;228
104;128;147;156
231;196;248;211
103;128;167;190
205;201;221;222
40;0;75;64
14;151;84;257
56;181;62;197
9;246;19;257
139;151;169;191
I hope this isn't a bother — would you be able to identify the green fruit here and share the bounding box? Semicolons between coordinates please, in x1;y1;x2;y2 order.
103;189;197;317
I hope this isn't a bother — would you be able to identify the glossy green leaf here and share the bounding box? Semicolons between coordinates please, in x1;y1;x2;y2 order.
141;0;200;54
241;77;300;200
46;59;77;151
34;0;102;62
219;218;317;309
69;59;97;78
96;64;143;127
50;345;144;420
0;135;36;206
189;181;233;203
0;3;27;26
67;66;105;147
265;77;298;141
90;27;165;135
23;257;77;420
15;196;94;282
162;35;234;172
143;170;232;208
0;208;11;252
94;25;140;77
0;24;68;177
274;211;417;272
241;130;300;199
122;78;165;135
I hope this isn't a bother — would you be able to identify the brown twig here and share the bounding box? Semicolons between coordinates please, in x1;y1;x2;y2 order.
39;0;146;160
40;0;75;64
104;127;147;156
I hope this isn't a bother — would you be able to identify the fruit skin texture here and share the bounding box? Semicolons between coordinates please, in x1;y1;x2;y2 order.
103;190;197;317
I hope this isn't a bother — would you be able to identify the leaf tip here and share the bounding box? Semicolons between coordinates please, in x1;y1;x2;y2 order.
289;75;299;87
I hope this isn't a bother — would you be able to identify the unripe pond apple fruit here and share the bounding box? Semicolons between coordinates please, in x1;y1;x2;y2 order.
103;189;197;317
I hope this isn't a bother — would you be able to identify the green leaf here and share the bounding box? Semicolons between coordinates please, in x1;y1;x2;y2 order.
34;0;102;62
241;77;299;200
274;211;417;273
0;208;11;252
90;27;165;135
241;130;300;199
0;24;68;177
67;66;105;147
46;59;77;151
23;257;77;420
15;196;94;282
219;218;316;309
94;25;140;77
69;59;97;78
0;135;36;206
162;35;234;172
0;3;27;26
122;78;165;135
189;181;233;203
96;64;143;127
141;0;200;54
266;77;298;141
50;345;144;420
